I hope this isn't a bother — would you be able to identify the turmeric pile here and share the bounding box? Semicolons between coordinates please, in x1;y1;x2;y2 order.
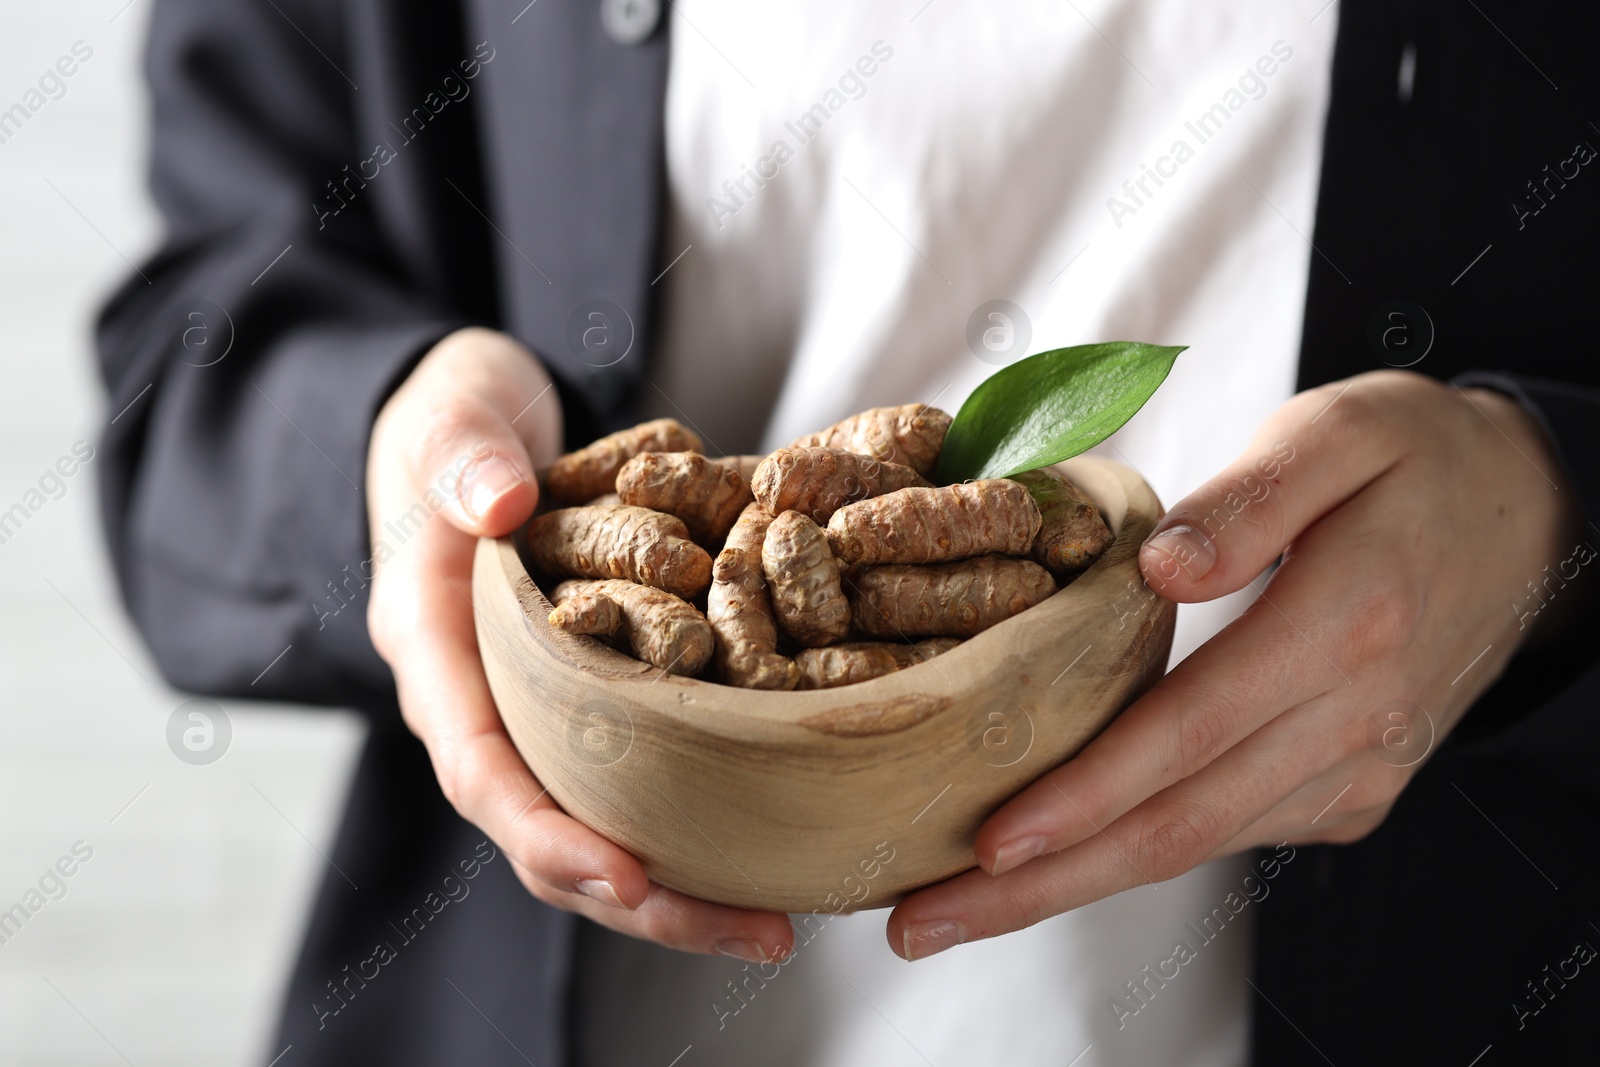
760;510;853;648
825;479;1041;566
752;446;929;523
545;418;703;504
707;504;798;690
524;407;1115;689
525;503;711;600
616;451;751;543
549;579;713;674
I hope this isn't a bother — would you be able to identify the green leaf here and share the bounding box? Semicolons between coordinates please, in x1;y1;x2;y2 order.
935;342;1185;483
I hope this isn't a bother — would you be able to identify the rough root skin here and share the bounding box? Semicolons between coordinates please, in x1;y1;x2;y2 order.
551;579;713;674
615;452;753;544
794;638;962;689
761;511;852;647
1010;468;1114;574
789;405;952;477
849;558;1057;638
585;491;622;508
545;418;703;504
751;447;931;524
826;479;1042;566
547;590;623;637
526;505;712;599
707;504;799;689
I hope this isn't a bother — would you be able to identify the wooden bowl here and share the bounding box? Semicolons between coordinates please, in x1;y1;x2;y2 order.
473;456;1174;913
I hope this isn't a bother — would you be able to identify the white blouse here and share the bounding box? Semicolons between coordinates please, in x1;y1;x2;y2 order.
580;2;1339;1064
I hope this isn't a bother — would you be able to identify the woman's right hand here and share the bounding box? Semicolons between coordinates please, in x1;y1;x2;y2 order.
365;326;794;964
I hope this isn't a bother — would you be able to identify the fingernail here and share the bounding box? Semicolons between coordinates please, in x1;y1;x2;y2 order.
989;835;1045;877
459;455;524;522
575;878;630;910
714;937;771;963
1142;523;1216;582
902;919;965;962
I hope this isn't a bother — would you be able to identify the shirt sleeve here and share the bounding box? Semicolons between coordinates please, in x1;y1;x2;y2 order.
95;0;473;709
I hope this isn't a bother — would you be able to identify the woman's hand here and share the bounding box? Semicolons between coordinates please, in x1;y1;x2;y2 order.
366;327;793;963
886;370;1582;961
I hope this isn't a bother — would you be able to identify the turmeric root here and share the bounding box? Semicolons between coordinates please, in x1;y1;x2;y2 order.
826;479;1041;566
549;579;713;674
547;588;623;637
761;511;851;647
585;491;622;508
526;505;712;599
790;405;951;477
1010;467;1113;575
616;452;753;543
751;447;930;524
707;504;799;690
794;638;961;689
545;418;703;504
849;558;1057;638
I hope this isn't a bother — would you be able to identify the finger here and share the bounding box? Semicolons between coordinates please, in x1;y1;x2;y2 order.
363;332;641;914
371;328;562;541
892;695;1337;960
386;580;655;909
394;390;539;538
1212;755;1403;854
511;859;797;962
1138;374;1433;603
976;547;1353;874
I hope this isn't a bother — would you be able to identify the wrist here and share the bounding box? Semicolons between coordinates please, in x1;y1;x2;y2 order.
1460;385;1589;645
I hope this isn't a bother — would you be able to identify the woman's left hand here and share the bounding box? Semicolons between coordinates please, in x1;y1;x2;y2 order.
887;370;1583;961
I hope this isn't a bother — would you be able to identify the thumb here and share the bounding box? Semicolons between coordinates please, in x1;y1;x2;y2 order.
377;391;540;543
401;394;540;540
1137;386;1399;603
369;328;563;554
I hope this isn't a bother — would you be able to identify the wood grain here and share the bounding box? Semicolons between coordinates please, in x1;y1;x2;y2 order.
474;456;1175;912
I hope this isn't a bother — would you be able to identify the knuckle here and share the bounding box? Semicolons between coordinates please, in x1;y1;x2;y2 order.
408;396;495;479
1305;371;1442;452
1138;801;1222;882
1004;882;1064;935
366;576;423;666
1305;376;1390;448
629;904;685;950
1060;775;1118;835
433;763;464;816
1341;584;1419;661
366;591;399;662
1365;368;1441;400
1173;706;1232;778
1155;681;1245;780
435;741;488;821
